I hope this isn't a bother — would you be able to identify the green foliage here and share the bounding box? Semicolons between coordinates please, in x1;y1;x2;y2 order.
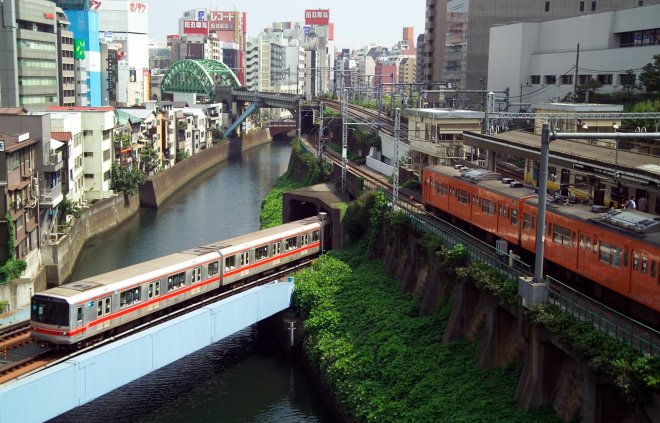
110;162;145;196
175;149;189;162
622;98;660;131
211;127;226;144
293;243;559;423
0;300;8;313
343;191;378;242
528;304;659;404
140;146;160;173
291;138;331;185
456;262;518;306
259;173;305;229
639;54;660;93
384;210;409;234
575;78;603;102
59;198;83;222
419;233;442;254
0;213;27;283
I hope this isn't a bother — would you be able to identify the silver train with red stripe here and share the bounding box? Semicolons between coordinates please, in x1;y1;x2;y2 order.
31;216;325;347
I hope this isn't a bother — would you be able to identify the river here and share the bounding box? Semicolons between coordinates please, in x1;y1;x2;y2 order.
51;141;332;422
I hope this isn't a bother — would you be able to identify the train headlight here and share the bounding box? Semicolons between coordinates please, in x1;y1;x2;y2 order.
62;331;67;335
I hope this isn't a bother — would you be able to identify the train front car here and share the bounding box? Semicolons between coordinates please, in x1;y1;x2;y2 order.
31;292;75;345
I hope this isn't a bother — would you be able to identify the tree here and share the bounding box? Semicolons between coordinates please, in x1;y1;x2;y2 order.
211;127;225;144
140;146;160;174
622;98;660;131
110;162;145;196
639;54;660;93
575;79;603;102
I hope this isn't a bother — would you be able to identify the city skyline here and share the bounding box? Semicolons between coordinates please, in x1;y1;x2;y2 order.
140;0;426;50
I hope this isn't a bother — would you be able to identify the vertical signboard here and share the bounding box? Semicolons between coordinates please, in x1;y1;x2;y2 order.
143;69;151;102
107;49;118;103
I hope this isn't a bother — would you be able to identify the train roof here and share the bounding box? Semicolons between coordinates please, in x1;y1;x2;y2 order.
36;217;324;304
425;164;660;247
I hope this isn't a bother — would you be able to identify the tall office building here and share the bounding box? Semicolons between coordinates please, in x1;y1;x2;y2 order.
424;0;660;96
0;0;61;109
56;7;75;106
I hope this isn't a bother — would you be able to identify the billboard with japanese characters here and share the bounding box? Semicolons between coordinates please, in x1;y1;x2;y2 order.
183;20;209;35
305;9;329;26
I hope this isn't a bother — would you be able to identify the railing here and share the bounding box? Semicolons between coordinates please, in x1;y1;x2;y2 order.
547;277;659;357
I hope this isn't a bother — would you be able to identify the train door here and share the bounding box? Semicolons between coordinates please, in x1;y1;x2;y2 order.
147;280;160;311
95;296;112;330
75;305;83;328
630;250;658;306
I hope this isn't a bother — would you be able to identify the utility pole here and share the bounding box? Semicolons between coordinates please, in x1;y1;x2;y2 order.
573;43;580;102
318;101;324;160
341;88;348;192
392;107;400;211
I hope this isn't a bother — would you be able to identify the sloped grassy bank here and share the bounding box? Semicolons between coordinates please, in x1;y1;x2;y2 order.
291;243;559;422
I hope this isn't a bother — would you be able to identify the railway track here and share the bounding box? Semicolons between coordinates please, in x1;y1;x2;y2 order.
322;99;409;140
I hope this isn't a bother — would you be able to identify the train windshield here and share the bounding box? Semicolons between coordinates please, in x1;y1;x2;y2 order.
31;296;69;326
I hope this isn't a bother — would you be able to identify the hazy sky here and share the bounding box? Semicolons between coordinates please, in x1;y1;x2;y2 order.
140;0;426;50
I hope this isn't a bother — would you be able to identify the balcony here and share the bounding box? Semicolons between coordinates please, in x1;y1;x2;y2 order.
39;182;63;208
42;151;64;172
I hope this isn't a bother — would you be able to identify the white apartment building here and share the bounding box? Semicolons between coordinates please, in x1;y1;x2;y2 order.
49;112;85;207
488;5;660;107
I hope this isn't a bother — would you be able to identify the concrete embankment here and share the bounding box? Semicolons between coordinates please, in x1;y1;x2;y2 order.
140;129;272;208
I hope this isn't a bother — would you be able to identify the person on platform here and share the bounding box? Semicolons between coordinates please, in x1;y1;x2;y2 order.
637;196;648;213
624;196;636;210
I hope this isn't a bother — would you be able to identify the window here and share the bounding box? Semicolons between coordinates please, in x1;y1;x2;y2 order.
155;280;160;296
148;282;154;298
530;75;540;85
481;199;495;215
83;152;93;157
240;251;250;266
586;237;591;251
597;74;612;85
439;183;448;196
312;230;319;242
208;261;219;276
523;213;532;230
76;307;83;324
457;189;469;205
105;298;111;314
273;242;281;255
651;261;656;278
285;236;298;251
600;242;611;264
544;75;556;85
167;272;186;291
255;245;268;260
120;287;141;308
103;149;111;161
591;1;596;11
580;1;585;12
225;255;236;270
619;73;636;86
578;75;591;84
301;233;309;246
97;300;102;317
561;75;573;85
552;224;572;246
194;266;202;282
544;1;550;12
511;209;518;225
579;234;585;249
641;257;648;273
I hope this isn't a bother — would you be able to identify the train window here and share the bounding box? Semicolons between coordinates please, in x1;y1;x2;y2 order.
523;213;532;230
255;245;268;261
312;230;319;242
77;307;83;324
167;272;186;291
593;239;599;253
440;184;448;196
633;256;639;271
148;283;154;299
572;232;576;246
273;242;281;255
586;237;591;251
611;244;623;268
579;234;585;249
511;209;518;225
623;250;628;267
599;242;611;264
155;281;160;296
482;199;495;215
651;261;656;277
105;298;111;314
240;251;250;266
208;261;219;276
285;236;298;251
195;267;202;282
120;288;141;308
552;224;571;246
457;190;469;205
97;300;103;317
302;234;309;246
225;256;236;270
641;257;648;273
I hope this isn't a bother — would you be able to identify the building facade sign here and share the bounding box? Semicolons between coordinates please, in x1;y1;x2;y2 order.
304;9;330;26
183;20;209;35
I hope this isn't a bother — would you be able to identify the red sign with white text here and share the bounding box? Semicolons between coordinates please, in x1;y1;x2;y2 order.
305;9;330;26
183;20;209;35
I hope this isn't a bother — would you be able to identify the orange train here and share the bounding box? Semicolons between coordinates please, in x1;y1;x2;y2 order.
422;165;660;316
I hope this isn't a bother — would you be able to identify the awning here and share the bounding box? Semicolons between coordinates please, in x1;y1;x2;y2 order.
50;139;64;150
